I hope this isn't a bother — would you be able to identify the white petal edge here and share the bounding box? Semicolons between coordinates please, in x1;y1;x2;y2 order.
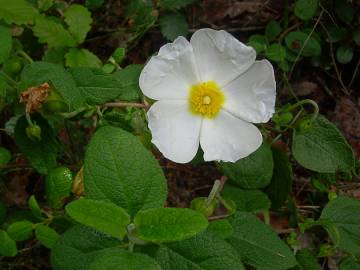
222;60;276;123
139;36;199;101
147;100;202;163
200;110;262;162
190;28;256;87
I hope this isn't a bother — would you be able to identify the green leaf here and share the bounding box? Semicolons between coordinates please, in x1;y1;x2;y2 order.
336;45;354;64
20;62;85;109
84;126;167;216
64;4;92;44
292;116;355;173
321;196;360;254
294;0;318;20
219;143;273;189
89;250;161;270
335;0;354;24
159;12;188;41
112;47;126;63
66;198;130;239
51;225;122;270
295;249;321;270
0;78;9;98
46;167;73;209
148;230;244;270
265;147;293;209
285;31;321;57
7;220;33;241
70;67;132;105
208;219;234;239
33;15;76;48
28;195;43;220
0;146;11;165
248;34;268;53
113;64;143;101
265;43;286;62
0;229;17;257
265;20;282;40
222;184;271;212
134;208;208;242
35;224;60;248
340;257;360;270
228;212;297;269
86;0;104;10
43;47;67;65
14;115;59;175
0;0;38;25
158;0;195;9
65;48;101;68
37;0;53;11
0;26;12;65
326;26;347;43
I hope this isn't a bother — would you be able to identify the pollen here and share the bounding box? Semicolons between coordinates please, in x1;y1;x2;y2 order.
189;81;225;118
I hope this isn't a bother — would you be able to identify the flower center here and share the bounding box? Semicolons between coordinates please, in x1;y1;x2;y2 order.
189;81;224;118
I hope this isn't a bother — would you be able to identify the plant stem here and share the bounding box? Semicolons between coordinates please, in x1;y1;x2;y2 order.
286;99;319;122
103;102;148;109
18;50;34;64
205;180;222;208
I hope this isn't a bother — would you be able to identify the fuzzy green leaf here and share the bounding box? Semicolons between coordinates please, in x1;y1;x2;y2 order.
294;0;319;20
285;31;321;57
7;220;33;241
159;12;188;41
35;224;60;248
64;4;92;44
0;0;38;25
0;230;17;257
0;26;12;65
46;167;73;209
66;198;130;240
65;48;101;68
112;64;143;101
84;126;167;216
292;116;355;173
134;208;208;243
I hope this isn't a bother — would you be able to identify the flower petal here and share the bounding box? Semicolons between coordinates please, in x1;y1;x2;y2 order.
190;28;256;87
139;36;199;100
200;110;262;162
147;100;202;163
222;60;276;123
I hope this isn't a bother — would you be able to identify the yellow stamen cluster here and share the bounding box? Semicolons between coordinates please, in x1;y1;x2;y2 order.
189;81;224;118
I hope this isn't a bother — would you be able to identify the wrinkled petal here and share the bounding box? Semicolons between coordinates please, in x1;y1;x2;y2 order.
139;36;199;100
200;110;262;162
190;28;256;87
147;100;202;163
222;60;276;123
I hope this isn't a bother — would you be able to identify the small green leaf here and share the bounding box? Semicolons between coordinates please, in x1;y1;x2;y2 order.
228;212;297;269
64;4;93;44
159;12;188;41
134;208;208;243
294;0;318;20
112;48;126;63
51;225;122;270
37;0;53;11
0;0;38;25
148;230;244;270
321;196;360;254
35;224;60;248
219;143;273;189
0;146;11;165
66;198;130;239
7;220;33;241
0;229;17;257
0;26;12;65
336;45;354;64
265;43;286;62
33;15;77;48
222;184;271;213
158;0;195;9
265;147;293;209
326;26;347;43
14;115;59;175
292;115;355;173
46;167;73;209
65;48;102;68
335;0;354;24
285;31;321;57
86;0;104;10
265;20;282;40
28;195;43;220
89;250;162;270
84;126;167;217
248;34;268;53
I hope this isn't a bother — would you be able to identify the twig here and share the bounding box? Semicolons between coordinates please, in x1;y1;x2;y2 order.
103;102;148;109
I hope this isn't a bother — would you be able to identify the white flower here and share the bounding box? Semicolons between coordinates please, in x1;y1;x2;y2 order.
139;28;276;163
